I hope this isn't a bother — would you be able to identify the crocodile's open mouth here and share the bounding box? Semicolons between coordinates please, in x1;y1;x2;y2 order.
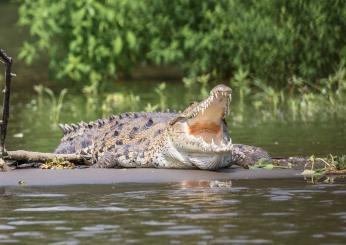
187;85;231;145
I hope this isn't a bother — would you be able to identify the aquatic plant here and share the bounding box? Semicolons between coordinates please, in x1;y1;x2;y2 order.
101;92;140;117
302;155;346;178
225;67;346;123
182;74;210;100
82;80;99;114
230;68;251;105
196;74;210;98
154;82;167;111
253;80;282;114
32;84;68;124
33;84;44;108
26;67;346;128
249;158;292;170
182;76;194;90
44;88;68;125
144;103;159;112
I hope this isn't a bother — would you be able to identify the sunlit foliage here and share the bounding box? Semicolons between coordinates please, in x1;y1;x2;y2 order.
18;0;346;85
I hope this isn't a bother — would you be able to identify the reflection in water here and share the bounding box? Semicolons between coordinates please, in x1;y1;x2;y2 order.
179;180;232;189
0;179;345;244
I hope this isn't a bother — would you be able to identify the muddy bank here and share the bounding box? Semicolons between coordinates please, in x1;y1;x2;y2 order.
0;167;303;186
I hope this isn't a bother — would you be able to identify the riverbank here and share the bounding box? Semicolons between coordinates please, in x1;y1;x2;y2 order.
0;167;304;186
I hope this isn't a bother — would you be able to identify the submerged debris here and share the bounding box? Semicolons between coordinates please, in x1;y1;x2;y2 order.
0;158;11;172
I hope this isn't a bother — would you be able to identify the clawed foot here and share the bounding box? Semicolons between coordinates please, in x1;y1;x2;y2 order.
231;144;272;169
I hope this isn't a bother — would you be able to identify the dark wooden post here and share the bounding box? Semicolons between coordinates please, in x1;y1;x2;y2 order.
0;49;14;156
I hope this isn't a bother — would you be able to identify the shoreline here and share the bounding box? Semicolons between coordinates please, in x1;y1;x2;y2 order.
0;167;304;186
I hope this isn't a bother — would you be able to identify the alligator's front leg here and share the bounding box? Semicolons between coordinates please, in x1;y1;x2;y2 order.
230;144;271;168
93;145;154;168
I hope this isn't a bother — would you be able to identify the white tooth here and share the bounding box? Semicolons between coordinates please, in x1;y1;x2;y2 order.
211;139;218;149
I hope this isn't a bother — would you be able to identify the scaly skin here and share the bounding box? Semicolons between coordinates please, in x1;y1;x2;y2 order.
55;84;271;169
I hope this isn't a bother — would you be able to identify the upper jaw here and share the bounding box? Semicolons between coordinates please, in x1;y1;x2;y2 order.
169;84;233;150
188;88;232;120
168;84;232;126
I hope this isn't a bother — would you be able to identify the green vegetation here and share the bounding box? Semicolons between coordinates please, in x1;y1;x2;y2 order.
18;0;346;85
301;155;346;180
17;0;346;125
154;82;167;111
101;92;140;117
28;67;346;128
249;159;289;170
230;68;346;123
33;85;67;125
15;0;346;136
248;154;346;181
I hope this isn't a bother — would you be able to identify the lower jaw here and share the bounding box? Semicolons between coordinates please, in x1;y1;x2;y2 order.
193;132;222;144
186;153;231;170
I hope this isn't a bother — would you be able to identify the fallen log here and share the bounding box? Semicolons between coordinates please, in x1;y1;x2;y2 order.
5;150;88;164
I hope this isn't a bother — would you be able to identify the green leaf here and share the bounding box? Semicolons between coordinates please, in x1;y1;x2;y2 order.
127;31;136;49
263;164;274;170
113;37;123;55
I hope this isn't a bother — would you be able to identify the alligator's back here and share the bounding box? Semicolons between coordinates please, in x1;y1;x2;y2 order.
55;112;176;167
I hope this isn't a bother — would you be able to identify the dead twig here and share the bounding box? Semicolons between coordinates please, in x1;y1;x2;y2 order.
0;49;14;156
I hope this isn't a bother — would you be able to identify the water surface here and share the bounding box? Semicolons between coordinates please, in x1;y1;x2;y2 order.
1;179;346;244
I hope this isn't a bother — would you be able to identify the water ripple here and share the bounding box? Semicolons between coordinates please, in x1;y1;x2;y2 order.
67;225;119;238
15;206;128;212
262;212;293;216
0;225;16;230
16;193;67;198
173;212;238;219
141;221;176;226
8;220;66;225
147;228;208;236
13;231;43;237
49;239;80;245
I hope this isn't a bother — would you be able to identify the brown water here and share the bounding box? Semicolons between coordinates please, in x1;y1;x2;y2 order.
1;179;346;244
1;2;346;244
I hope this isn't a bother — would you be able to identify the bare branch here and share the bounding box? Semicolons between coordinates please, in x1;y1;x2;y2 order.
0;49;13;156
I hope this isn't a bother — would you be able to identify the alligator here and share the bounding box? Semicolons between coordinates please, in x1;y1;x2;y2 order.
55;84;271;169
